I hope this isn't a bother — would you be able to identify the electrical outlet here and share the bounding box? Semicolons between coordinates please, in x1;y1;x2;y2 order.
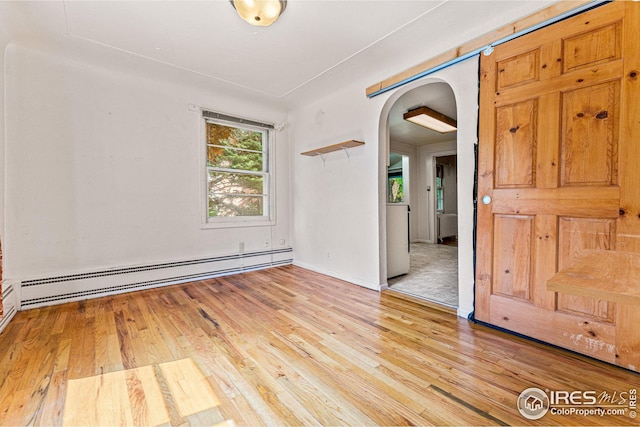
279;239;286;246
239;242;245;252
265;239;270;248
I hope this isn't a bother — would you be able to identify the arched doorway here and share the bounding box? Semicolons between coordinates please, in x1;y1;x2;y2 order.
385;83;459;307
377;57;479;318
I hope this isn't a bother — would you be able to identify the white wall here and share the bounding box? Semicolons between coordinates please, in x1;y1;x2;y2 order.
291;57;478;318
4;43;291;305
1;31;18;332
0;32;6;247
290;83;381;289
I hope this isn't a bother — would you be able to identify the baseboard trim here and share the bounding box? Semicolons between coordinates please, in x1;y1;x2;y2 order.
292;261;381;291
457;305;474;319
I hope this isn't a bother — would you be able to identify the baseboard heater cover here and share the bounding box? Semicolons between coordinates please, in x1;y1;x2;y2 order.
20;248;293;309
0;305;17;332
0;284;17;333
2;282;15;300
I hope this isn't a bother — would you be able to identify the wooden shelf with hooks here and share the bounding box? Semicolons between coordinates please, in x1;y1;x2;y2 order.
301;140;364;156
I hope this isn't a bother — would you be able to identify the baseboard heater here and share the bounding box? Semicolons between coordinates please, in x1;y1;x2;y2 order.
437;213;458;241
0;305;17;331
0;284;17;332
20;248;293;309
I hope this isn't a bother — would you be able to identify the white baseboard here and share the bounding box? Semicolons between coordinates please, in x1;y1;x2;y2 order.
457;306;473;319
292;261;382;292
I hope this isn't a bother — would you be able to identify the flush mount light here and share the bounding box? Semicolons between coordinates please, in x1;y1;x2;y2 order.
403;106;457;133
230;0;287;27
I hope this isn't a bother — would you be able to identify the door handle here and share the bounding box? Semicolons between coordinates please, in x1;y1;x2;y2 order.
482;195;492;205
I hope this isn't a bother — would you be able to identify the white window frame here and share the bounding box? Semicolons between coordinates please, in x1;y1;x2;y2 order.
200;110;276;229
436;164;445;213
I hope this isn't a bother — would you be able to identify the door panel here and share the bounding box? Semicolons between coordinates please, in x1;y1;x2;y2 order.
476;1;640;370
493;215;534;301
557;217;617;323
563;22;621;72
497;50;540;90
561;81;619;186
487;295;618;364
495;101;537;188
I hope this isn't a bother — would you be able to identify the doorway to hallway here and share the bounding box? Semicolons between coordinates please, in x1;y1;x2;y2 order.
384;83;459;308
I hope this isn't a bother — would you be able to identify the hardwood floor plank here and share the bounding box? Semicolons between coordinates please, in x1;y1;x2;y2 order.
0;265;638;426
50;311;68;336
273;331;421;426
213;354;284;426
266;334;379;426
246;341;325;426
125;367;164;426
114;310;138;371
206;366;266;427
35;371;66;426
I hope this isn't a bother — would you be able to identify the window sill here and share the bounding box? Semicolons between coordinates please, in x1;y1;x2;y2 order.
202;217;275;229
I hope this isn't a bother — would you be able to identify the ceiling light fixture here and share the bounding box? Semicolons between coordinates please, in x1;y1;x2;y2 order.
230;0;287;27
403;106;457;133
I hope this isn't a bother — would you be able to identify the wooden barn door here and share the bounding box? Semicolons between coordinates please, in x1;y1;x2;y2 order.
476;1;640;370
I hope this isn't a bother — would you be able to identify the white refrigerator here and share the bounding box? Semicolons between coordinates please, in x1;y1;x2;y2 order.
387;204;410;278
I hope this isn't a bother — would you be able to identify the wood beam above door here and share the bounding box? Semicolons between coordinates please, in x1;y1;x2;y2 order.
365;0;597;97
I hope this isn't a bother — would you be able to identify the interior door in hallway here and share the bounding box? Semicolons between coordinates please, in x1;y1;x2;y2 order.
475;1;640;370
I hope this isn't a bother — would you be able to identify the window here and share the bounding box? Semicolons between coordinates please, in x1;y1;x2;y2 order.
436;164;444;212
203;111;273;226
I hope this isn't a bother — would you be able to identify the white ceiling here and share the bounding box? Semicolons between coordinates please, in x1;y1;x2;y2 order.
389;82;458;146
66;1;441;98
0;0;558;144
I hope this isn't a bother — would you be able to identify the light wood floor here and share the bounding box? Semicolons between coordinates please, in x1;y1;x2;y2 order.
0;265;637;426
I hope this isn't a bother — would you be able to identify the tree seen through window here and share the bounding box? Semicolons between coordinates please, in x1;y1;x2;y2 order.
206;122;268;217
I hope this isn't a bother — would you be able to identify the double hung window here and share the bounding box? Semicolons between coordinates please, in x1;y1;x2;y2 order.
203;111;273;226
